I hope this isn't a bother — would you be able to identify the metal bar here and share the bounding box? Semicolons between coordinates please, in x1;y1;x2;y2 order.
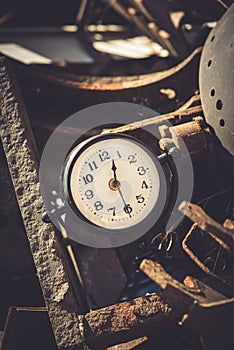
84;294;171;349
103;105;203;134
182;224;217;277
140;259;226;304
158;116;213;161
179;201;234;249
139;259;234;348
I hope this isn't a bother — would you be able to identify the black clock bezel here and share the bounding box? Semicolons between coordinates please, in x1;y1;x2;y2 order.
61;132;170;235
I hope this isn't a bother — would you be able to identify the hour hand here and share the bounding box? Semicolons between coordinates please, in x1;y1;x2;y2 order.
111;160;117;182
109;160;121;191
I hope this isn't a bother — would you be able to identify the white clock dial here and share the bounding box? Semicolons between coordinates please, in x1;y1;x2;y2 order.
68;135;160;229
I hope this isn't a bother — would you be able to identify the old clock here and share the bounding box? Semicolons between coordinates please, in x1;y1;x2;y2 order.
62;133;168;235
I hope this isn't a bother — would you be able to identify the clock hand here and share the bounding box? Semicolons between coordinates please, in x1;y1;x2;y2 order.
110;159;121;189
118;187;132;218
111;159;118;184
110;160;132;218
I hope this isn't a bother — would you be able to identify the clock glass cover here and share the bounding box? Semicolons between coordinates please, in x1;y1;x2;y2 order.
64;134;161;230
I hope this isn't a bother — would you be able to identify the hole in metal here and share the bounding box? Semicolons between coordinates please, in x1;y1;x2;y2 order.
211;35;215;42
207;59;212;67
216;99;223;110
219;119;225;127
210;88;215;97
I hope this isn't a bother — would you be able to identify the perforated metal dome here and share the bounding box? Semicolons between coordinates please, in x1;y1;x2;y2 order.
199;3;234;170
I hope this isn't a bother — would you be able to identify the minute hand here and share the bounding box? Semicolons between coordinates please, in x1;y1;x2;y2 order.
118;187;132;218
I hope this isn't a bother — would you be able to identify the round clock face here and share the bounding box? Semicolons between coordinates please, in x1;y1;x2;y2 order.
65;134;161;230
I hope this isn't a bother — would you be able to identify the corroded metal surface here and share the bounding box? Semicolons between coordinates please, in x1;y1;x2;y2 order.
84;294;171;349
140;259;226;303
140;259;234;347
179;201;234;249
159;116;214;161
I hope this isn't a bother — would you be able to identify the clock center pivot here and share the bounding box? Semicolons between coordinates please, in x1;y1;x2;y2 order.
108;178;121;191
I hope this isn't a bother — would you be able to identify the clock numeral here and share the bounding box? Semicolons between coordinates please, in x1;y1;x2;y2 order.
137;166;146;175
107;207;116;216
116;150;122;158
82;174;93;185
136;194;145;203
124;204;133;215
94;201;103;211
128;154;137;164
84;189;93;200
99;151;110;162
141;180;149;189
88;161;98;171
